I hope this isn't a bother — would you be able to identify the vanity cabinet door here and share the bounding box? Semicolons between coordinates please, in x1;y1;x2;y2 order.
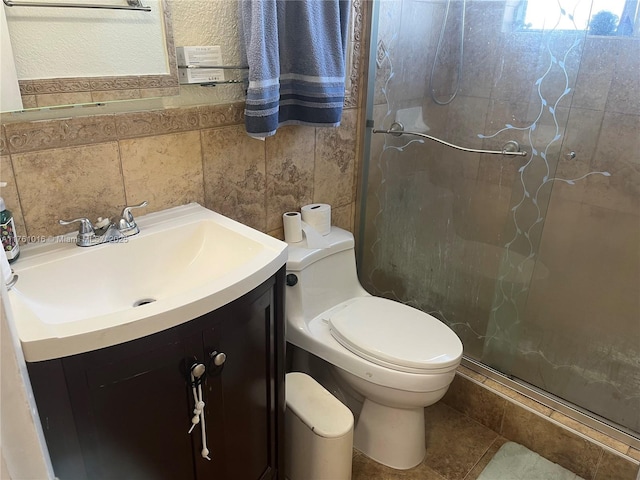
197;285;280;480
55;327;209;480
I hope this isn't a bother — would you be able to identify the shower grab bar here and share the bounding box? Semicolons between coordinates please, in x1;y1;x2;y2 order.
2;0;151;11
372;122;528;157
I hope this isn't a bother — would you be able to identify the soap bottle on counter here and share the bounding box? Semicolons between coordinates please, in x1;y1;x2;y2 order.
0;183;20;263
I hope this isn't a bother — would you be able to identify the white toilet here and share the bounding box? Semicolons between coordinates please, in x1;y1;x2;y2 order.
285;227;463;470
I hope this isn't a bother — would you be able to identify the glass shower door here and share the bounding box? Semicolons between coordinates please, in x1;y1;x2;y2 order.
359;0;639;435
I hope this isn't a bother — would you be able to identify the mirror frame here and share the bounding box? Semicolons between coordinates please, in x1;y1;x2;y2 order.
16;0;179;109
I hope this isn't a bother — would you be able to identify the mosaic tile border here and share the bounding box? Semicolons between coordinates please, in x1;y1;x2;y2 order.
2;103;245;154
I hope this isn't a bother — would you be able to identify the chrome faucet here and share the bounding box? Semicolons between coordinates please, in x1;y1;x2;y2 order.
59;201;148;247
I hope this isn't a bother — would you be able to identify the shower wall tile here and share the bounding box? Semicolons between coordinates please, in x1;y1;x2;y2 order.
314;109;358;207
11;142;125;238
420;99;450;139
524;200;640;354
119;131;204;212
588;111;640;215
265;125;316;232
606;40;640;116
573;37;617;111
0;156;27;242
482;99;531;151
532;32;583;110
573;73;612;112
553;107;604;203
501;403;603;480
526;104;569;171
395;0;438;103
446;95;489;147
201;125;266;232
451;179;512;246
459;1;503;99
491;32;543;103
479;100;528;187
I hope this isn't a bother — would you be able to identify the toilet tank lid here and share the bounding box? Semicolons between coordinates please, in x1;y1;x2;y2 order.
285;372;354;438
286;227;354;271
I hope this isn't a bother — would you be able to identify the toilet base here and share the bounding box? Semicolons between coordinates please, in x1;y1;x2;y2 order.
353;398;425;470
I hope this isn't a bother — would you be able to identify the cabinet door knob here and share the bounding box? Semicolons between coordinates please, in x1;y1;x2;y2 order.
191;363;206;378
211;352;226;366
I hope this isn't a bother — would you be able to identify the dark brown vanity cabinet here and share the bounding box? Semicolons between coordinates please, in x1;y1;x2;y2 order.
27;269;285;480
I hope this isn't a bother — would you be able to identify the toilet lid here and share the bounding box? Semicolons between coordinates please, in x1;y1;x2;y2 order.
327;297;462;373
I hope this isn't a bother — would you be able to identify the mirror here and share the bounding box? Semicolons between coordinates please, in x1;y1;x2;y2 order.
1;0;364;116
3;0;178;111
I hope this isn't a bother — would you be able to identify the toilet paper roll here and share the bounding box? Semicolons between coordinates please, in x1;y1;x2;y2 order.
301;203;331;236
283;212;303;243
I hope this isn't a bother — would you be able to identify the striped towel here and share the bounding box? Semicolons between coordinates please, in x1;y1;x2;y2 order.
240;0;351;138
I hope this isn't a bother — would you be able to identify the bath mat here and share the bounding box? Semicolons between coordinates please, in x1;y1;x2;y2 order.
477;442;585;480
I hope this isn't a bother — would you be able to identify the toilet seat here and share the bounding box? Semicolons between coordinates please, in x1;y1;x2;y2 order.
327;297;462;374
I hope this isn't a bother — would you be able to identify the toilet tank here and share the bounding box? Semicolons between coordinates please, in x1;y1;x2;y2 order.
286;227;369;322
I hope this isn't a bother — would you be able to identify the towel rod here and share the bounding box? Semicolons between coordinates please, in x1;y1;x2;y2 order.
372;122;528;157
183;65;249;70
2;0;151;11
200;79;248;86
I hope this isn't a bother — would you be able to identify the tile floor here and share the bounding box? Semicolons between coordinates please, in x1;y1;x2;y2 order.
351;402;639;480
351;402;508;480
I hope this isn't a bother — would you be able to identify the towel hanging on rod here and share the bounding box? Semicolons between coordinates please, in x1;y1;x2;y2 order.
239;0;351;138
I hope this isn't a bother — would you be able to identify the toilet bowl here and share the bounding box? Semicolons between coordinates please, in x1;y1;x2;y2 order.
285;227;463;470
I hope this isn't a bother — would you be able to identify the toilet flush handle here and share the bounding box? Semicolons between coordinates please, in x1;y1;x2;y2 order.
286;274;298;286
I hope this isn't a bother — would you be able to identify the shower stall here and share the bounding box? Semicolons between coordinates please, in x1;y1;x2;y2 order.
358;0;639;440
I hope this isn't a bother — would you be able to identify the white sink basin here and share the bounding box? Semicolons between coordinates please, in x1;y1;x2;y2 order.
8;203;288;361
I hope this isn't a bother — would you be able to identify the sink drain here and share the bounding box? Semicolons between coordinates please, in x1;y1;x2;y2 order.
133;298;156;307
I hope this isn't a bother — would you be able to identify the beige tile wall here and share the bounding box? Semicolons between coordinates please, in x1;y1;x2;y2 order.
0;103;362;242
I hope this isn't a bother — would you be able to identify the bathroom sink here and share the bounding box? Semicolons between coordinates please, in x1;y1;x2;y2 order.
8;203;288;361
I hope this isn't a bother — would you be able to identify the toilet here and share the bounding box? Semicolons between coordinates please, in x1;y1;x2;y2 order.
285;227;463;470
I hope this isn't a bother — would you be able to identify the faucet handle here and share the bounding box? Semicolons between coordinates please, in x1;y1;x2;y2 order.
120;201;148;223
59;217;95;234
